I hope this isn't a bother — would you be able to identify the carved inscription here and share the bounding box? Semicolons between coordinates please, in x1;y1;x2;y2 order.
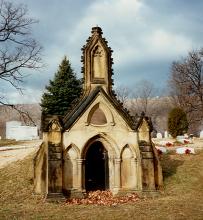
48;142;62;160
48;142;62;193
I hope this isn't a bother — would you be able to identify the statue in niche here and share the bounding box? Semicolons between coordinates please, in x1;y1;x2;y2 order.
92;44;106;78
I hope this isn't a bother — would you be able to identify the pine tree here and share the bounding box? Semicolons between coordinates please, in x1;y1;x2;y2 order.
168;107;189;138
41;56;82;115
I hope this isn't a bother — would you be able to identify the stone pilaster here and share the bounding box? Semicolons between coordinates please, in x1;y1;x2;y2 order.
131;157;138;189
77;159;84;191
114;158;121;190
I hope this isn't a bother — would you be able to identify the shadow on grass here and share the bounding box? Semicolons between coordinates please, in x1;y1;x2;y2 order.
161;154;184;180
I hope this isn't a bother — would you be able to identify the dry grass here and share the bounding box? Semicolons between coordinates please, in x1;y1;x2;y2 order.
0;151;203;220
0;139;27;147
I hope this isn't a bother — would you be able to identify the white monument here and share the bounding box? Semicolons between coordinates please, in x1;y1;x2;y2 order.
156;132;162;139
6;121;38;141
164;131;168;138
200;130;203;138
176;147;195;154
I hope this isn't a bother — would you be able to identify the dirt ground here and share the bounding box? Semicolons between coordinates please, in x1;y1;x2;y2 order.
0;140;41;168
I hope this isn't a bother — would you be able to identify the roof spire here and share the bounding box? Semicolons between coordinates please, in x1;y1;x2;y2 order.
91;26;103;36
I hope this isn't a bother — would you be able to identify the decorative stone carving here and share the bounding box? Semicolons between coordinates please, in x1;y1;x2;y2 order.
93;44;106;79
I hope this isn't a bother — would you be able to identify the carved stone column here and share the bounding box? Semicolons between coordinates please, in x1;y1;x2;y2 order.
77;159;84;191
131;158;138;189
114;158;121;190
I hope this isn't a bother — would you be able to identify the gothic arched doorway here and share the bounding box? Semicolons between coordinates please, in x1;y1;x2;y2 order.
85;141;109;191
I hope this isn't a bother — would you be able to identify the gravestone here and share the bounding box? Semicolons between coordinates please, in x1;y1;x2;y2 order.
156;133;162;139
176;147;195;154
155;146;167;153
164;131;168;138
200;131;203;138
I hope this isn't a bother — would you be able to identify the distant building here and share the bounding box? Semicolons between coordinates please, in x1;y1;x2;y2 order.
6;121;39;141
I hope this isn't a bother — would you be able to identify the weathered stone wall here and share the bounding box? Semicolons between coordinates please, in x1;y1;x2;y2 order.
33;141;47;194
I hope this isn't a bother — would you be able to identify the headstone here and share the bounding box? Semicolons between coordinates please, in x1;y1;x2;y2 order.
164;131;168;138
184;133;189;138
200;130;203;138
155;146;167;153
176;147;195;154
156;133;162;139
176;135;185;140
176;135;192;144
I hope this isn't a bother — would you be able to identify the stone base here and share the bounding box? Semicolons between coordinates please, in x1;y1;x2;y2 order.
141;189;161;198
63;189;86;199
46;193;66;202
113;189;141;197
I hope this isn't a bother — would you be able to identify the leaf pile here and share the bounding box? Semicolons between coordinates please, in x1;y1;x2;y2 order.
66;190;140;206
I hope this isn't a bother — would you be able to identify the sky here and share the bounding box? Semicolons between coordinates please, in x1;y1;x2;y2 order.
1;0;203;103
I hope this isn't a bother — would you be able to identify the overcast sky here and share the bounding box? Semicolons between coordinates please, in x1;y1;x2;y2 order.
2;0;203;103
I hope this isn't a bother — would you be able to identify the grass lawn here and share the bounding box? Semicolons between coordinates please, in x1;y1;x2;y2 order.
0;150;203;220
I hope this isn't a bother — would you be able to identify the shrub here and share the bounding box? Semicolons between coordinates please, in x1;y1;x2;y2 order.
168;107;189;138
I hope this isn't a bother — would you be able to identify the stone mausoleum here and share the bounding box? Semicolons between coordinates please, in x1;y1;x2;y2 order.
34;27;163;199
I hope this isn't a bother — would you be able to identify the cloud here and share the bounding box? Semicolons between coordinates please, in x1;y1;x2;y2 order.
1;0;203;103
1;88;42;104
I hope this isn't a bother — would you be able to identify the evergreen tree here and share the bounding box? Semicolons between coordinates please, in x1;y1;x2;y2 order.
41;56;82;115
168;107;189;138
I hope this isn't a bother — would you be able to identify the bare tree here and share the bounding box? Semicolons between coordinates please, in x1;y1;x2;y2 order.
115;81;173;134
130;80;156;114
0;0;42;125
169;49;203;133
115;85;130;107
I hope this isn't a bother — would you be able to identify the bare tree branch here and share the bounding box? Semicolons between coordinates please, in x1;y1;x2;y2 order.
0;0;43;125
168;48;203;133
115;85;130;107
0;99;36;126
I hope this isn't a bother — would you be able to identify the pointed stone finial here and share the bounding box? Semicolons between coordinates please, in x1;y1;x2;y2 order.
91;26;103;36
141;111;145;117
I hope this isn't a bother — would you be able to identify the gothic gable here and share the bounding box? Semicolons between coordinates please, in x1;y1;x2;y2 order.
81;27;114;93
63;87;134;131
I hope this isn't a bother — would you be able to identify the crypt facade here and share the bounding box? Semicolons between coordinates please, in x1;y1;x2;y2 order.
34;27;163;199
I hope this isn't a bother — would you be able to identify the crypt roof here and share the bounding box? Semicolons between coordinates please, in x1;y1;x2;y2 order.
63;86;137;130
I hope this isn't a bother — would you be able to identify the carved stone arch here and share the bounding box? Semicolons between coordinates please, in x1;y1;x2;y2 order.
120;144;137;159
81;133;118;191
63;143;80;160
120;144;134;189
63;144;80;191
86;102;114;126
81;133;119;159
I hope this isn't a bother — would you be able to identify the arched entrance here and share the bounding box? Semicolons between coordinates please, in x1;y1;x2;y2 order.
85;141;109;191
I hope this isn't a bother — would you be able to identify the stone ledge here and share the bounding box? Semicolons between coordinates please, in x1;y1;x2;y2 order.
46;193;66;202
